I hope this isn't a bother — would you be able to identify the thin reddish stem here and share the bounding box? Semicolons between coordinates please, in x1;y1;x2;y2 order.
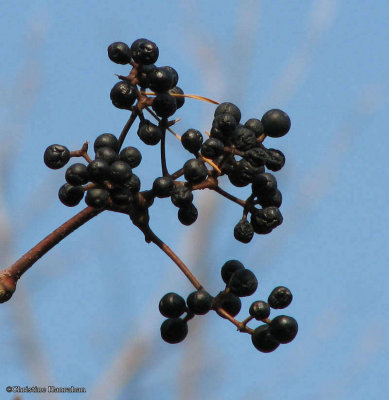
0;207;102;302
142;226;203;290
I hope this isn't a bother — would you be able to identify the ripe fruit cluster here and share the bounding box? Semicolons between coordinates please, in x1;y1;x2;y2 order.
159;260;297;352
19;37;299;354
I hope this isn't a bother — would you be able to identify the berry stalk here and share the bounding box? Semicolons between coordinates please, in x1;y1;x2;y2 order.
0;207;102;303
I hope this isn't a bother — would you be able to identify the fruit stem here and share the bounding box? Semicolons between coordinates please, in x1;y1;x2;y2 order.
117;109;138;150
0;207;102;303
145;92;220;105
159;120;169;177
142;226;203;291
144;107;181;140
212;186;246;207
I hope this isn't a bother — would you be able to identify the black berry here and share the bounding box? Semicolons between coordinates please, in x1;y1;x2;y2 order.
181;129;203;153
95;146;119;164
152;177;174;198
269;315;298;344
87;159;110;182
130;38;159;65
137;120;162;145
107;42;131;65
228;268;258;297
94;133;119;152
214;102;241;124
234;219;254;243
265;148;285;172
171;184;193;207
186;290;213;315
152;92;177;118
261;109;291;138
178;204;198;226
251;325;280;353
183;159;208;184
249;301;271;320
268;286;293;309
159;292;186;318
119;146;142;168
85;188;110;209
110;160;132;184
44;144;70;169
160;318;188;344
65;163;89;186
244;118;264;137
58;183;84;207
250;207;283;234
200;138;224;159
110;81;138;110
221;260;245;284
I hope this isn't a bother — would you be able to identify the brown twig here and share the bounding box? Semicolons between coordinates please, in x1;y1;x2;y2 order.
0;207;102;302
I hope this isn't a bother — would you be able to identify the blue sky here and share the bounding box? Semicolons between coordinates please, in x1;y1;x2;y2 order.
1;1;388;399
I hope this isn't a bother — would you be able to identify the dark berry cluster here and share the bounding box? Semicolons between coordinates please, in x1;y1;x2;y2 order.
44;135;142;210
38;38;298;354
158;260;297;352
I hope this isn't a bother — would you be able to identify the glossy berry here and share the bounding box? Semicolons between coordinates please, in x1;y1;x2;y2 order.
95;146;119;164
181;129;203;153
217;292;241;317
137;63;157;88
244;118;264;137
65;163;89;186
171;184;193;207
228;269;258;297
94;133;119;152
234;219;254;243
152;92;177;118
44;144;70;169
110;160;132;184
87;159;110;182
200;138;224;159
243;147;268;167
213;113;237;135
252;173;277;197
183;159;208;184
123;174;141;193
153;176;174;198
268;286;293;309
261;109;291;138
159;292;186;318
265;148;285;172
257;188;282;208
110;81;138;110
251;325;280;353
233;125;257;151
162;66;179;87
107;42;131;64
270;315;298;343
58;183;84;207
214;102;241;124
160;318;188;344
85;188;110;209
249;301;271;320
250;207;283;234
110;187;133;206
186;290;213;315
234;159;264;183
169;86;185;109
148;67;175;92
137;120;162;145
221;260;245;284
119;146;142;168
130;38;159;65
178;204;198;226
